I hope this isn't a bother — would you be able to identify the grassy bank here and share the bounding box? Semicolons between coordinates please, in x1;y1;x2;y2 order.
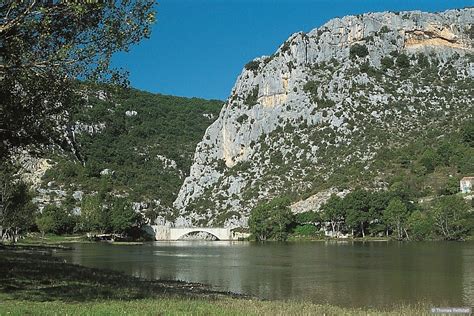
0;245;432;315
287;235;391;242
17;233;147;246
17;233;92;245
0;297;431;315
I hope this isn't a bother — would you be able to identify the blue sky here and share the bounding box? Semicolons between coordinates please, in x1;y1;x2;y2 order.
113;0;473;100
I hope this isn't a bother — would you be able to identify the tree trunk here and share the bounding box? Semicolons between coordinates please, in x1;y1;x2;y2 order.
360;222;365;238
13;227;19;243
397;220;402;240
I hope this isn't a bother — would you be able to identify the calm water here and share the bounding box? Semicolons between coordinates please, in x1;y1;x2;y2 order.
53;241;474;308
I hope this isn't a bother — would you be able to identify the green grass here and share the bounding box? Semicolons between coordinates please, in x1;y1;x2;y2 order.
20;233;90;244
18;234;146;246
0;297;432;316
0;246;431;315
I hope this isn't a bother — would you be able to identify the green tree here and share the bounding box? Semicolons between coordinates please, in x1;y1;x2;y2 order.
431;195;472;240
35;204;76;235
367;191;395;236
1;1;156;158
35;213;56;239
383;198;409;240
109;198;142;235
0;163;36;242
294;211;320;225
293;224;319;237
419;149;440;173
321;195;345;237
438;177;460;195
249;197;293;241
461;120;474;147
407;210;434;241
344;190;371;238
80;195;109;233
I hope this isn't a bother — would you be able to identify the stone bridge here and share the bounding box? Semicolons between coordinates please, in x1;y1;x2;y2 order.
151;225;233;241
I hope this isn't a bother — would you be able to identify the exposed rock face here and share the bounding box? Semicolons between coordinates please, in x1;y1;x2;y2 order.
16;153;53;188
290;188;349;214
173;9;474;227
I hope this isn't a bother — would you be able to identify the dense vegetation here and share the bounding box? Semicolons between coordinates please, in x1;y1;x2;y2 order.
0;1;155;159
1;1;157;242
0;85;222;242
41;85;222;215
249;122;474;241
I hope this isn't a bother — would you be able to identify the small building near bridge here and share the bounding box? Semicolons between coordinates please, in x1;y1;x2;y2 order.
460;177;474;193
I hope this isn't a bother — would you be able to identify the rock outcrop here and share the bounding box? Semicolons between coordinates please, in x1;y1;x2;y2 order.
173;9;474;227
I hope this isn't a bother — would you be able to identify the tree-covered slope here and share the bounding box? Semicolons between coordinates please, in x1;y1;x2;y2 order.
39;85;222;218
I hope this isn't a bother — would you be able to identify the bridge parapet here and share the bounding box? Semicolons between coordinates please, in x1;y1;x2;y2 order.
151;225;233;241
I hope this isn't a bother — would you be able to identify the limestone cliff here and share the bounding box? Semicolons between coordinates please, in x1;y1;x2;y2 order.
173;9;474;227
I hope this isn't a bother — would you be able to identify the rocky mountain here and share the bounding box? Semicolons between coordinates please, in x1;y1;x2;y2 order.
172;9;474;227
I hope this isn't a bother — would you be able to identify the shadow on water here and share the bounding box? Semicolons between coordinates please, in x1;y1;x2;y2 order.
0;245;241;302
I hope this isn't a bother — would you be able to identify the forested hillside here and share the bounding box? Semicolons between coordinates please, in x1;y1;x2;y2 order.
39;85;222;220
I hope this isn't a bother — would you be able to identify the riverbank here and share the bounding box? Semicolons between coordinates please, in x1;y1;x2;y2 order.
15;233;146;246
0;245;433;315
287;235;392;242
18;232;473;244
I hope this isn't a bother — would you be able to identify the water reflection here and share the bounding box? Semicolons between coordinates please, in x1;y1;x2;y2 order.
54;241;474;308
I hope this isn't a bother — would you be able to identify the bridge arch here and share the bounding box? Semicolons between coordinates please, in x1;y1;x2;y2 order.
170;227;231;241
176;230;221;240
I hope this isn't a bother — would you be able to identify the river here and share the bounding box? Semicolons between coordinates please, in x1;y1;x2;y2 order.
53;241;474;308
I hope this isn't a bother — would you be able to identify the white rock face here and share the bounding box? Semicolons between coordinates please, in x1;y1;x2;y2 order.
16;152;53;188
290;189;350;214
100;168;114;176
74;121;106;134
125;110;138;117
173;9;474;227
72;191;83;201
97;90;108;101
156;155;178;169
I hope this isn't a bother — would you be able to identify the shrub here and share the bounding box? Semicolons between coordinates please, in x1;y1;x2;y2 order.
293;224;319;236
461;119;474;146
244;60;260;72
396;53;410;68
244;86;259;107
417;53;430;68
381;56;394;70
281;41;291;54
349;44;369;59
359;61;378;76
237;114;249;124
380;26;390;34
